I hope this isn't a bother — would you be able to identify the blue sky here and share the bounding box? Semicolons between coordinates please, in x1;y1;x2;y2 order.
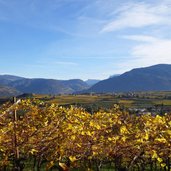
0;0;171;80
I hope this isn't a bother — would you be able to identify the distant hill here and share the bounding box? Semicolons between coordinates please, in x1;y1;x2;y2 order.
1;64;171;95
0;75;89;95
0;85;21;97
85;79;100;86
87;64;171;93
62;79;89;92
0;75;24;85
0;76;89;95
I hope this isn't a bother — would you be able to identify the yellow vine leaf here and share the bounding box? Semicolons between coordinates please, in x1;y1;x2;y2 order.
155;137;167;143
69;156;77;162
157;157;163;163
152;150;158;159
59;162;69;171
30;149;37;154
46;161;54;170
120;126;128;134
161;163;166;167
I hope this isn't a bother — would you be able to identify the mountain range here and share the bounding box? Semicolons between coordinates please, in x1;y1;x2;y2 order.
0;64;171;97
0;76;90;96
87;64;171;93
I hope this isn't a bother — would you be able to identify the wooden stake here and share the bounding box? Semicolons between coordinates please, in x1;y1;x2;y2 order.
13;97;20;169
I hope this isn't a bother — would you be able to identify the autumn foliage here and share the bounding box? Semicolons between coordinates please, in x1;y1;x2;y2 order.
0;99;171;170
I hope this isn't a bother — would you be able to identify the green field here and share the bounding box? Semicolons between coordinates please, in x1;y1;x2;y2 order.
1;91;171;114
30;92;171;114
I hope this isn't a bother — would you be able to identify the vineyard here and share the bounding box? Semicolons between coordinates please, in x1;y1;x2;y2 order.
0;99;171;171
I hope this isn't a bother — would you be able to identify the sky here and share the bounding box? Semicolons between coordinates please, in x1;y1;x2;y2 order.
0;0;171;80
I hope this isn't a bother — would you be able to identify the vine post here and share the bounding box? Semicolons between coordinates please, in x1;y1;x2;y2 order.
13;97;20;170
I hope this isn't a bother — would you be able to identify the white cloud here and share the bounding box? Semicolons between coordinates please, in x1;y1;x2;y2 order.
124;35;171;65
101;2;171;32
123;35;157;43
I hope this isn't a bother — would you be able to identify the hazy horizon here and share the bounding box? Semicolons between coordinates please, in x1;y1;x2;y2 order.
1;0;171;80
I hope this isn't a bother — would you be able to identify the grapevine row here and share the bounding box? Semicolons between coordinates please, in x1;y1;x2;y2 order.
0;99;171;171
